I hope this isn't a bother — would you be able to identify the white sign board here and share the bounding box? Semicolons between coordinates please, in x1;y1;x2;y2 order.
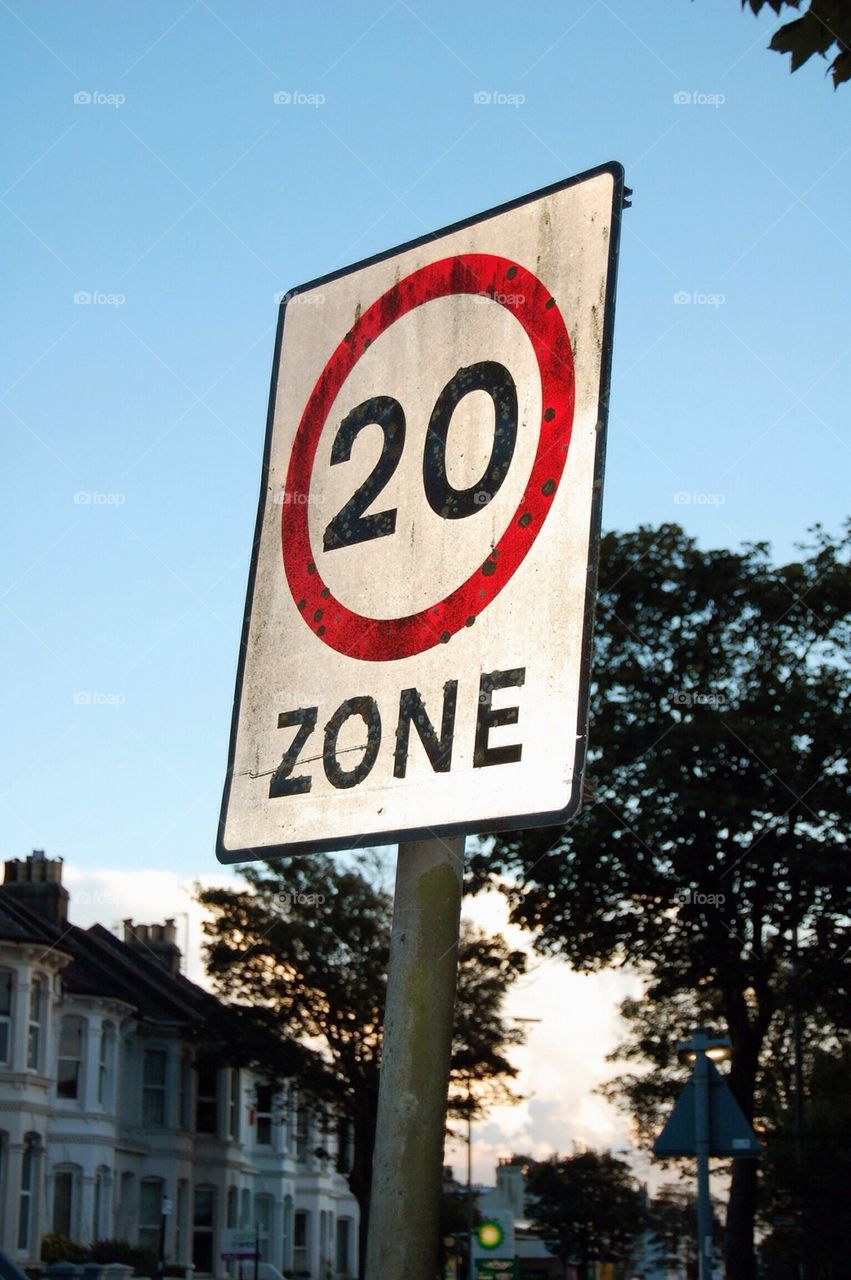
218;163;623;861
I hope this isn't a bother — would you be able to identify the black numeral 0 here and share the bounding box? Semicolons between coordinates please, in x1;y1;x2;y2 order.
322;361;518;551
423;361;518;519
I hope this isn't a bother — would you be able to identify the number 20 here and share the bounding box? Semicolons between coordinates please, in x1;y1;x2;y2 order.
322;360;518;552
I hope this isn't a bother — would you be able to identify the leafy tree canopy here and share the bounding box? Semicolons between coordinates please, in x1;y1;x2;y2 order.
736;1;851;86
470;522;850;1280
196;853;527;1271
524;1150;645;1271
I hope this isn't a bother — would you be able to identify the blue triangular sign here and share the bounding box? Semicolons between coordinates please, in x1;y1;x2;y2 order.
653;1060;761;1158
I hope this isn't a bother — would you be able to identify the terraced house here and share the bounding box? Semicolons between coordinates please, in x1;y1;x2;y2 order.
0;851;358;1279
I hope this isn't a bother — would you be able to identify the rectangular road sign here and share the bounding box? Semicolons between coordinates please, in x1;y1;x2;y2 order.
218;163;624;861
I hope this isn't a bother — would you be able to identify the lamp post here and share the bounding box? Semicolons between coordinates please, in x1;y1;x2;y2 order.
158;1195;172;1280
676;1028;731;1280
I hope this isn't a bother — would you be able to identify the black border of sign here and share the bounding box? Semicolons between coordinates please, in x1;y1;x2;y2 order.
216;160;625;864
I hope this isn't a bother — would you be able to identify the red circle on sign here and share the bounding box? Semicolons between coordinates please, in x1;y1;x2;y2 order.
282;253;575;661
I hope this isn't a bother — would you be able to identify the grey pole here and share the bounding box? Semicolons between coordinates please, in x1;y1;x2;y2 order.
364;835;465;1280
693;1041;713;1280
466;1107;474;1280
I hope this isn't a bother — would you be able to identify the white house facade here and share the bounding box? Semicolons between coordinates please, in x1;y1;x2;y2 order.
0;852;358;1280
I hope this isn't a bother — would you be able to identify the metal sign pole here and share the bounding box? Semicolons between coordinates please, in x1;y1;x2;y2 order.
364;835;465;1280
694;1048;713;1280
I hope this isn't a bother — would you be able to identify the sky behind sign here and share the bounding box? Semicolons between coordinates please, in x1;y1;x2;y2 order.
3;0;849;1179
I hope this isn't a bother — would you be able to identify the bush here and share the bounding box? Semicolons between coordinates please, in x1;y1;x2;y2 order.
87;1243;159;1275
41;1235;88;1265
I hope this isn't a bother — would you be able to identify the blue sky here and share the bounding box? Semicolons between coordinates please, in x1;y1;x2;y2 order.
2;0;849;1172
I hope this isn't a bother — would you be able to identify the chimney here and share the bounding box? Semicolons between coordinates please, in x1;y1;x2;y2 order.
3;850;69;926
123;918;181;975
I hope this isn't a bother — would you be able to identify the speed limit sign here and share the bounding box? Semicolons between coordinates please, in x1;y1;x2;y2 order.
218;162;624;861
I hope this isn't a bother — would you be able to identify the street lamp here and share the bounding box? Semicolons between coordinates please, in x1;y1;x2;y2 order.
158;1194;173;1279
676;1028;731;1280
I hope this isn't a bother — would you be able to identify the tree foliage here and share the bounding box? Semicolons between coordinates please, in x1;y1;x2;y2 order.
524;1150;645;1273
470;522;851;1280
737;1;851;86
196;853;526;1273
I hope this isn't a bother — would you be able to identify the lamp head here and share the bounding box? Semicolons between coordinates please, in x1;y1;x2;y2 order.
676;1026;732;1065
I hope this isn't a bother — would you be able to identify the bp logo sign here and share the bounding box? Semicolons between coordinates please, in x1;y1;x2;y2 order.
477;1220;505;1250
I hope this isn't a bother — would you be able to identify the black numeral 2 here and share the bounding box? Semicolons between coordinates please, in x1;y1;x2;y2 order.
322;361;518;551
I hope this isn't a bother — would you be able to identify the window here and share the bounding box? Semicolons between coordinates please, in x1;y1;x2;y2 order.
27;976;45;1070
98;1021;116;1106
336;1218;352;1272
176;1181;188;1265
226;1186;238;1230
18;1135;38;1251
52;1167;77;1236
296;1102;310;1161
0;970;12;1064
239;1188;250;1229
139;1178;163;1251
93;1167;110;1241
228;1069;240;1139
285;1087;296;1152
256;1084;273;1145
294;1211;309;1273
282;1196;293;1270
255;1195;271;1261
57;1016;85;1100
143;1049;167;1126
178;1052;191;1129
193;1186;216;1273
196;1058;218;1134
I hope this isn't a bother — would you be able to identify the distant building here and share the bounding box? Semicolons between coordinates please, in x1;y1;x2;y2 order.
475;1156;681;1280
0;851;358;1279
